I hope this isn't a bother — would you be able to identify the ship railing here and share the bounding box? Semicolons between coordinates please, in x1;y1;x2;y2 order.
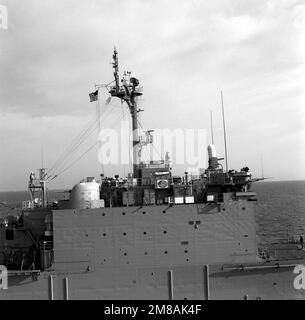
22;200;46;210
102;176;203;188
206;172;231;185
258;235;304;260
28;178;43;188
22;200;34;210
138;161;169;169
273;236;303;245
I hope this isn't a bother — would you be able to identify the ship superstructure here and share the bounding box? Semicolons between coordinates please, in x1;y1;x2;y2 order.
1;49;305;300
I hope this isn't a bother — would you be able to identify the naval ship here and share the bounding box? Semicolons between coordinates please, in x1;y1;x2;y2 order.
1;49;305;300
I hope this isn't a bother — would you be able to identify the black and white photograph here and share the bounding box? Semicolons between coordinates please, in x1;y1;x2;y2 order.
0;0;305;304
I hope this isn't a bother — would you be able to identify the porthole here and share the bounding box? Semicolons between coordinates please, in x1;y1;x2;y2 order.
123;232;127;236
163;230;167;234
143;211;146;215
143;232;147;235
124;253;127;256
164;251;168;255
242;207;245;211
102;233;106;237
102;213;106;216
122;212;126;216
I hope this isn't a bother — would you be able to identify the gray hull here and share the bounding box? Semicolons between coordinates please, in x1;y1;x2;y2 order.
2;201;305;300
2;261;305;300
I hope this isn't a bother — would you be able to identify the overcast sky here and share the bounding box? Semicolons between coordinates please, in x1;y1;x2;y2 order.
0;0;304;191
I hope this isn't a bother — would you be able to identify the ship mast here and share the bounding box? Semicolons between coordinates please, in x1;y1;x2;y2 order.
109;48;143;178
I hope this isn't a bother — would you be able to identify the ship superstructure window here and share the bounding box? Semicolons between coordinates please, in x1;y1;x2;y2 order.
5;229;14;240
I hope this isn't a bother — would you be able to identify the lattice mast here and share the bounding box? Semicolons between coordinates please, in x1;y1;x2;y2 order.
109;48;143;178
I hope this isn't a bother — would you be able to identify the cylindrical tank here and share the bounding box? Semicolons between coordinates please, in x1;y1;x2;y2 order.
69;177;100;209
207;144;217;159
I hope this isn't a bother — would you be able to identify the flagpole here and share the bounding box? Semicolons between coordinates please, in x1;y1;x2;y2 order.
95;87;104;176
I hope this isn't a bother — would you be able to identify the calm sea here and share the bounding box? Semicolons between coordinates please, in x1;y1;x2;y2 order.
252;180;305;246
1;181;305;246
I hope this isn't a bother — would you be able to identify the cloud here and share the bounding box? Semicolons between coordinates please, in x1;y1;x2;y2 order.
0;0;304;190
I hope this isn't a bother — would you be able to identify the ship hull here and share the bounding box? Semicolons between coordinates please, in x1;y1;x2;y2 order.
1;261;305;300
2;203;305;300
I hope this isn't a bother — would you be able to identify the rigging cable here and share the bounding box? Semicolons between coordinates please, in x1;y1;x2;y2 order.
50;107;124;181
46;101;119;180
46;115;98;178
49;141;99;182
47;98;121;178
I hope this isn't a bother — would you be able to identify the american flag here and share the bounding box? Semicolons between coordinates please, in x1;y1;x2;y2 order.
89;90;99;102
